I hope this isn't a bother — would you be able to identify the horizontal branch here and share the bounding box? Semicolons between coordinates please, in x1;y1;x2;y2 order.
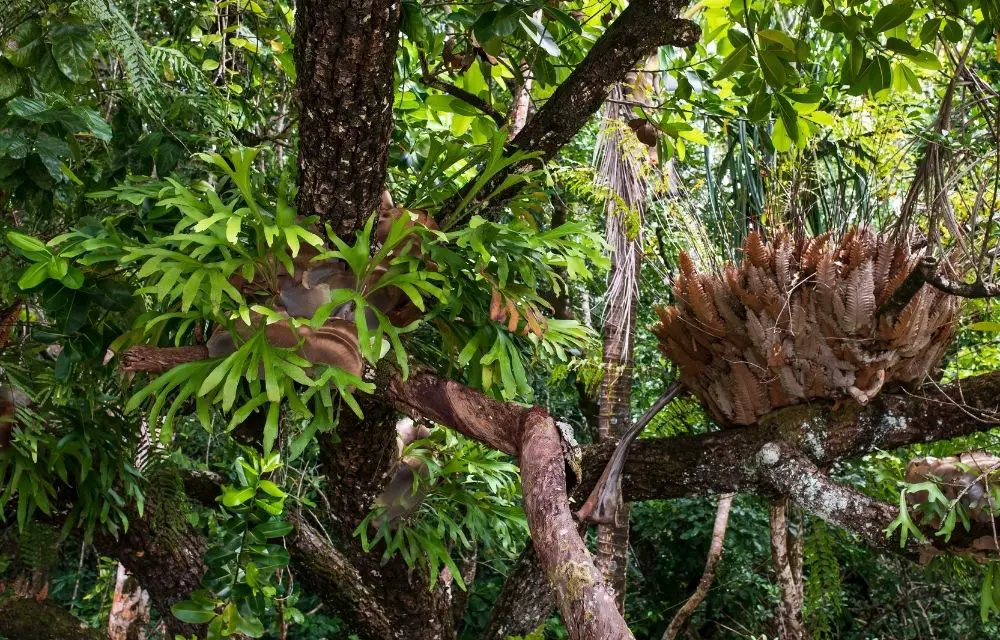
757;442;922;559
577;372;1000;503
122;343;1000;568
758;442;999;563
120;345;209;373
422;75;506;126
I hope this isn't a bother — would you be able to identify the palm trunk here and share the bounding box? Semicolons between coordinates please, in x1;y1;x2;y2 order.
594;255;639;610
593;82;649;611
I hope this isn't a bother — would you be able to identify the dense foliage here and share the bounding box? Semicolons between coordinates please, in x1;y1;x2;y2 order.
1;0;1000;639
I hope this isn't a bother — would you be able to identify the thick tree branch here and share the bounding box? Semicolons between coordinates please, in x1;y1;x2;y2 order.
123;343;1000;508
520;409;634;639
436;0;700;225
481;543;554;640
577;372;1000;504
94;513;208;638
286;514;396;639
757;442;916;559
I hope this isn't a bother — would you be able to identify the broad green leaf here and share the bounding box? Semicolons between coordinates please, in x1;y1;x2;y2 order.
872;1;914;33
17;262;49;290
50;25;96;83
172;600;217;624
713;45;749;81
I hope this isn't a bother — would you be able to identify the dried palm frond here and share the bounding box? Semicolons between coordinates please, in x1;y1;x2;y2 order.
654;227;961;426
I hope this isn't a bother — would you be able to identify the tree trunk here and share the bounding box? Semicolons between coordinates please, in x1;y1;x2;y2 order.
108;563;152;640
594;275;637;610
594;83;645;612
294;0;401;237
95;515;207;638
769;498;805;640
481;543;555;640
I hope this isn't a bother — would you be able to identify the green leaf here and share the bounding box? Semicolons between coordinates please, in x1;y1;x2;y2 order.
713;45;749;81
258;480;286;498
263;401;280;454
757;29;795;51
758;50;788;88
50;25;96;83
172;600;217;624
968;321;1000;332
771;118;793;153
3;21;43;69
919;18;942;45
0;61;25;100
17;262;50;290
872;1;914;33
6;231;49;255
885;37;920;57
222;485;255;507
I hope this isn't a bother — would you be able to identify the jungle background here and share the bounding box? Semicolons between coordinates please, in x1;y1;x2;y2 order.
1;0;1000;639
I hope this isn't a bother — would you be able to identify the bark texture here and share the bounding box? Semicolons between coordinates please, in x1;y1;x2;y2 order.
95;516;207;638
294;0;401;237
662;493;734;640
0;595;102;640
481;543;554;640
594;248;639;611
768;498;805;640
520;410;634;639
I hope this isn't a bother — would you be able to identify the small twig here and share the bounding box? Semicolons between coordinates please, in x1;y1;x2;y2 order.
417;51;506;126
662;493;735;640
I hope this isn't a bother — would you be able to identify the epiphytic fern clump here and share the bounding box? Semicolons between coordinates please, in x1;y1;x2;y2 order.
654;228;960;425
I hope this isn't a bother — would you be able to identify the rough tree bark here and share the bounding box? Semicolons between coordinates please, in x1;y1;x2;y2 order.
94;515;208;639
481;543;555;640
294;0;401;237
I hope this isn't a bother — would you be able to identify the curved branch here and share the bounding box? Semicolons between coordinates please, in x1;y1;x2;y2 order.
662;493;734;640
520;409;633;639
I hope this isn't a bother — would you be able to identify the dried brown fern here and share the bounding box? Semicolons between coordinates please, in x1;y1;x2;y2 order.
653;229;961;426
